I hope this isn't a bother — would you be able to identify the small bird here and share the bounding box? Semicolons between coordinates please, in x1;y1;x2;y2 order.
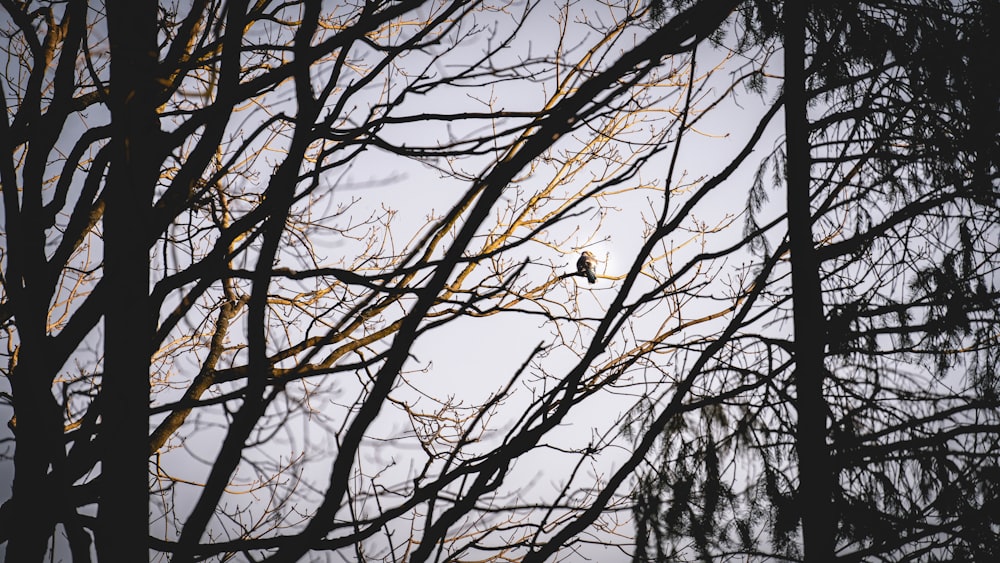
577;251;597;284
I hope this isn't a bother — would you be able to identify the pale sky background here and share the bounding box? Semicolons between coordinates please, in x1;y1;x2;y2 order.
0;2;790;560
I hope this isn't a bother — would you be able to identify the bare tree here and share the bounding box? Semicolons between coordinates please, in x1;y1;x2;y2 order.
0;0;762;561
5;1;991;562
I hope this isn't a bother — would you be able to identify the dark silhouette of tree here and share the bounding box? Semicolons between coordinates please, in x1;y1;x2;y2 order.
633;0;999;561
1;1;995;562
782;0;833;557
101;1;159;560
0;0;751;561
812;3;1000;559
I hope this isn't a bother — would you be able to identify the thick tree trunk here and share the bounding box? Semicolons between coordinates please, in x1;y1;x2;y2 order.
1;29;72;560
5;356;63;561
783;1;835;560
100;1;159;559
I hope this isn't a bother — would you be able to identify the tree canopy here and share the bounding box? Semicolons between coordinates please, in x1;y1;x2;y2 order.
1;0;996;561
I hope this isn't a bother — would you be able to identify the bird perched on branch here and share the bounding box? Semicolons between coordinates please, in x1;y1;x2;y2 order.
577;251;597;284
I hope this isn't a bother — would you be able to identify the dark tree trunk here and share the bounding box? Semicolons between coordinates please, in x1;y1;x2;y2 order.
101;1;159;559
5;358;63;560
783;0;835;560
1;5;78;554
